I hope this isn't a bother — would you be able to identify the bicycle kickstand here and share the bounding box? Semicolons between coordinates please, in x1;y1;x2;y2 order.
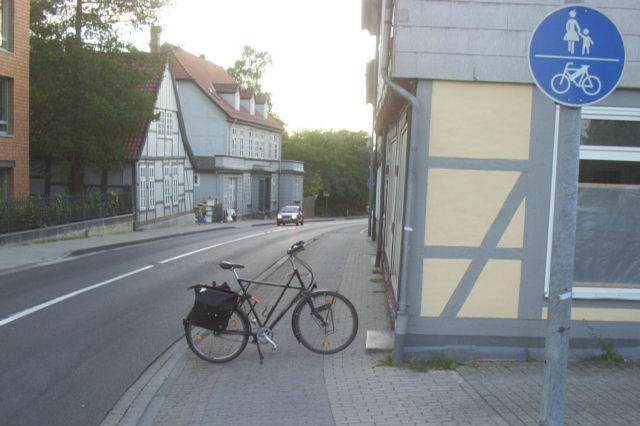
252;332;265;364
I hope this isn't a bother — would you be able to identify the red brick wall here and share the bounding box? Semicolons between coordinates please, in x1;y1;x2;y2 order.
0;0;30;197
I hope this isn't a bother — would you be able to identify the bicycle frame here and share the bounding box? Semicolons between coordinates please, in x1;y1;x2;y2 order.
229;254;317;333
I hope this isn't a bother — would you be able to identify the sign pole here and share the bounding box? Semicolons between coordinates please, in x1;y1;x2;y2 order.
540;105;581;426
527;2;625;424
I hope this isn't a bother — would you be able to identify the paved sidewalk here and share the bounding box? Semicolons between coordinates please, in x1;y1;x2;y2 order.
97;227;640;426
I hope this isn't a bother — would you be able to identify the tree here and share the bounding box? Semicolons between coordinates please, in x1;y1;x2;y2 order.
30;38;161;193
226;45;272;96
31;0;169;46
30;0;168;193
282;130;370;215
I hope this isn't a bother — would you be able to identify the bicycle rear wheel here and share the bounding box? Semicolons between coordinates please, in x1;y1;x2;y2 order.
184;307;250;363
292;290;358;354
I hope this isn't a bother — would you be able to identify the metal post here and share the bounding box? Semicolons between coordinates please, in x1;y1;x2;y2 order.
540;105;581;426
368;138;374;237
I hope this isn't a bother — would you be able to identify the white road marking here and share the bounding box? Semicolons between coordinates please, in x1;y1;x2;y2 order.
0;266;153;327
0;229;283;327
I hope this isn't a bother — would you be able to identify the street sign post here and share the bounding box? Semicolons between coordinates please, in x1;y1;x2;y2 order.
529;5;625;426
529;5;625;107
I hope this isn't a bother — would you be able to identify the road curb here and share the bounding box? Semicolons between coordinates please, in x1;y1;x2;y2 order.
100;338;187;426
70;226;235;257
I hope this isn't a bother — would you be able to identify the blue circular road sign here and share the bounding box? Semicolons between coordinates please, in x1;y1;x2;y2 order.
528;5;625;107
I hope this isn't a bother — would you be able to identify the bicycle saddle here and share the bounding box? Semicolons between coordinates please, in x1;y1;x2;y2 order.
219;261;245;270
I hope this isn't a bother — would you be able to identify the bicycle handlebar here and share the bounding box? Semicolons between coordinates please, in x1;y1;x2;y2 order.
287;240;305;255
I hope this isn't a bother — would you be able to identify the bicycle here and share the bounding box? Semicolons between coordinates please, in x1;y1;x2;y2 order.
551;62;602;96
183;240;359;363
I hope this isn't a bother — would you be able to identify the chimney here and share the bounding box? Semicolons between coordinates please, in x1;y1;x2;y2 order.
200;54;206;59
150;26;162;54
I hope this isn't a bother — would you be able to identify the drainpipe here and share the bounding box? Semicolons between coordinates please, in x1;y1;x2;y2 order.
379;0;420;364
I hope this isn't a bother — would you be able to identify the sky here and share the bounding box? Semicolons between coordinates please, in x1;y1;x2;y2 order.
126;0;376;134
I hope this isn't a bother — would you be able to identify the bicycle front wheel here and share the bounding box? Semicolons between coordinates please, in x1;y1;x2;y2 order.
582;75;602;96
184;307;250;363
292;290;358;354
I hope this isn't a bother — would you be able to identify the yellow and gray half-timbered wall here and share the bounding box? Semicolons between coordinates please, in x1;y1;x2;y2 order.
393;79;640;361
373;0;640;360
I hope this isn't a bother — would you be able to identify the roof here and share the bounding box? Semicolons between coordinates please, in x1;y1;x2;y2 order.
170;48;283;132
122;57;165;160
239;88;254;99
213;83;239;94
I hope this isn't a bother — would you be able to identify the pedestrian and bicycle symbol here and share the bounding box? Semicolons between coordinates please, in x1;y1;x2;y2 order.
529;6;625;106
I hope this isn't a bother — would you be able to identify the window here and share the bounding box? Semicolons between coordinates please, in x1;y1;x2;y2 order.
0;77;8;134
231;127;237;155
0;0;8;51
547;106;640;301
172;165;179;205
148;165;155;207
139;166;147;210
259;133;265;158
0;167;8;201
166;111;173;137
157;110;165;136
163;166;171;206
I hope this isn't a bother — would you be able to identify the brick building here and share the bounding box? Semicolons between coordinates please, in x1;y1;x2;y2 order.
0;0;29;200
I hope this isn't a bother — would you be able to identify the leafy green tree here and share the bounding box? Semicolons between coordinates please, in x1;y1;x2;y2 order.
30;0;168;193
227;45;272;96
226;45;284;124
30;38;161;193
31;0;169;45
283;130;370;216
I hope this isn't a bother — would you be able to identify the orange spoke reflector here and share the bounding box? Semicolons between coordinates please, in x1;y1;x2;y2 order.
251;296;261;303
327;299;333;304
231;320;237;327
196;333;202;340
323;341;330;347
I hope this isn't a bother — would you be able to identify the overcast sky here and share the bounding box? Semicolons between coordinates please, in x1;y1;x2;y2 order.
126;0;375;134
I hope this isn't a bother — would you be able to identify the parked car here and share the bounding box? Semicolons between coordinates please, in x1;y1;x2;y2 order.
276;205;304;226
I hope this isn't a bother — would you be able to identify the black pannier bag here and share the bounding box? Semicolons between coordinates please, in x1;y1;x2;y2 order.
187;284;239;332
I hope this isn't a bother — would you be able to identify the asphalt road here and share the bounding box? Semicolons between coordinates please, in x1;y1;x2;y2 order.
0;221;356;426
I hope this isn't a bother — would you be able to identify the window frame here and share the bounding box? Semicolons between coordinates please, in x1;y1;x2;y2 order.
165;111;173;138
0;0;9;51
139;165;147;210
148;165;155;207
545;105;640;301
157;110;166;136
163;166;171;206
172;165;179;205
0;77;9;134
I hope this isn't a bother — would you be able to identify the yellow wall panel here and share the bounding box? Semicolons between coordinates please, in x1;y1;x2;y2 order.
430;81;532;160
421;259;471;317
425;169;521;247
542;307;640;322
497;199;525;248
458;260;521;319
